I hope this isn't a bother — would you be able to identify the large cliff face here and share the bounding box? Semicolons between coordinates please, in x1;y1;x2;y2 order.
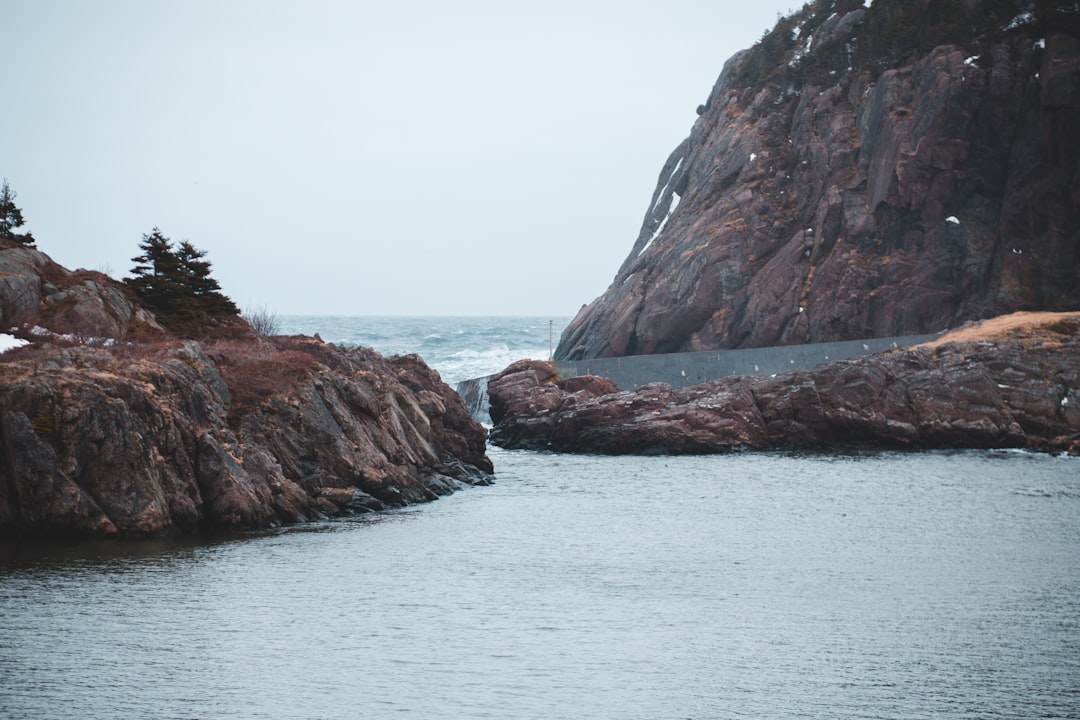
557;1;1080;360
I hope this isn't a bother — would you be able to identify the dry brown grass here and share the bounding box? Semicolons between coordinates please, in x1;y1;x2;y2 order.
0;342;44;367
209;339;320;424
917;311;1080;349
1;333;322;427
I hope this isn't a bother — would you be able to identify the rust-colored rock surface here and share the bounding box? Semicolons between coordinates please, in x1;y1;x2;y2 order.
0;337;492;538
0;242;492;539
494;313;1080;455
0;338;492;538
557;3;1080;360
0;244;165;339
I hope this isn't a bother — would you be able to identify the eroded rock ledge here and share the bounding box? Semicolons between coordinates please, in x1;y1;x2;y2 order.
1;337;492;539
490;313;1080;455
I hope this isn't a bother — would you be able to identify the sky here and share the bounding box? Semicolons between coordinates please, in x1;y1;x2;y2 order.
3;0;802;317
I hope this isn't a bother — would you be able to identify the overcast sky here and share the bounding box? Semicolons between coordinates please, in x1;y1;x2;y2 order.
4;0;801;317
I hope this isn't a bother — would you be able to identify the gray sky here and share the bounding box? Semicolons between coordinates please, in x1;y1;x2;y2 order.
4;0;799;317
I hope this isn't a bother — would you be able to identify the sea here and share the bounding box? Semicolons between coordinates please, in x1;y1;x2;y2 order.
1;316;1079;720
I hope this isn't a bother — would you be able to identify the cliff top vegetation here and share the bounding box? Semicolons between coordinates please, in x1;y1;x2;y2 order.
0;179;35;248
124;227;241;334
0;178;248;341
735;0;1080;89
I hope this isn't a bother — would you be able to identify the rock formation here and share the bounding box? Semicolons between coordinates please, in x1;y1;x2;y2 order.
0;244;164;340
493;312;1080;455
557;1;1080;360
0;242;492;538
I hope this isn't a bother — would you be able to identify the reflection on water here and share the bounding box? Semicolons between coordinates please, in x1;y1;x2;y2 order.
2;449;1079;720
0;517;390;577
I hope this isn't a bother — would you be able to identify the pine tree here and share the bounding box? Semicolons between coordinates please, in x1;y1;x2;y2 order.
0;180;36;247
126;228;184;313
125;228;239;326
175;240;239;316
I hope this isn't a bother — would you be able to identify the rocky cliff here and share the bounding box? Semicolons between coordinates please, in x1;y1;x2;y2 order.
557;1;1080;360
0;243;492;538
494;312;1080;454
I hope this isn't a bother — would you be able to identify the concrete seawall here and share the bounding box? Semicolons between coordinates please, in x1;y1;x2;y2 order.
554;334;940;391
456;333;939;422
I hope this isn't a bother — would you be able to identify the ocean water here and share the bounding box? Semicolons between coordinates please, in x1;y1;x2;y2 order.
2;317;1079;720
276;315;566;387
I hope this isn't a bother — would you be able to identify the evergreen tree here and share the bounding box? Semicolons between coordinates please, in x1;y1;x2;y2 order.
126;228;184;313
0;180;36;247
175;240;239;316
126;228;239;326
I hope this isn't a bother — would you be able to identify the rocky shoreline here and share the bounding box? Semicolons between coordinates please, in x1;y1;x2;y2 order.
489;313;1080;456
1;244;492;539
1;337;492;539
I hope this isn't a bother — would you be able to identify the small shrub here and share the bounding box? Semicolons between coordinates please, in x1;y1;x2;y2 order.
124;317;169;344
244;304;280;337
108;339;180;365
71;268;115;285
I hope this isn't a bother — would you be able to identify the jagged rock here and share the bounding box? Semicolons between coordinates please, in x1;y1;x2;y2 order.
557;6;1080;360
0;333;493;539
0;243;164;338
0;412;117;536
51;279;158;339
0;230;492;540
494;313;1080;455
487;358;562;426
320;486;384;513
0;246;49;328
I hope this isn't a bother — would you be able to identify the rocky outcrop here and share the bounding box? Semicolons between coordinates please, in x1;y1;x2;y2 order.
0;338;492;538
0;241;492;539
1;243;165;339
557;2;1080;360
494;313;1080;455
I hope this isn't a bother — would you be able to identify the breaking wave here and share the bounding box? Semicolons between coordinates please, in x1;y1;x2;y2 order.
277;316;567;387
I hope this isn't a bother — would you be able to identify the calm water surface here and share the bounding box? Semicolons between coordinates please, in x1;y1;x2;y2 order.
2;448;1078;719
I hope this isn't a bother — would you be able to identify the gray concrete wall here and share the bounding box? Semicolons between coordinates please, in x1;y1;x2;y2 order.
554;334;940;391
456;333;939;422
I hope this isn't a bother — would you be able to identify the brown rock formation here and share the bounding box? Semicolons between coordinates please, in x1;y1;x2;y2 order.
557;2;1080;360
493;312;1080;455
0;242;492;539
1;244;165;339
0;338;492;538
